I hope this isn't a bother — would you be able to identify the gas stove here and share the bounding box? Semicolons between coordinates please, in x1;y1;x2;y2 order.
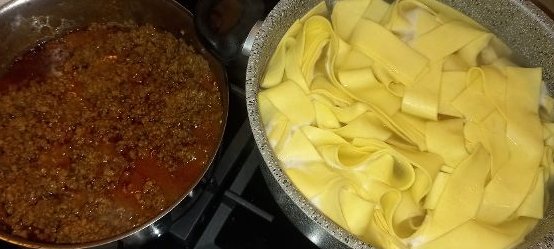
2;0;553;248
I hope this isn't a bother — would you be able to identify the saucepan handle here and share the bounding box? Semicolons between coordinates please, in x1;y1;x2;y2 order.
194;0;265;64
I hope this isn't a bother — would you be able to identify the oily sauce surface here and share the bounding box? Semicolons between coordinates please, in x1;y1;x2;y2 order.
0;24;223;243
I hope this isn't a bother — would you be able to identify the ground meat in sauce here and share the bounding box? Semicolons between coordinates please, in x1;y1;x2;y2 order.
0;24;223;244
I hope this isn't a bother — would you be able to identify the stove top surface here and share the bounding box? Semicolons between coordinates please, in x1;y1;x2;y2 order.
1;0;553;248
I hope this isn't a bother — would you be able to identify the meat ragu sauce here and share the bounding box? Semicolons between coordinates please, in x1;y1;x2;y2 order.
0;24;223;243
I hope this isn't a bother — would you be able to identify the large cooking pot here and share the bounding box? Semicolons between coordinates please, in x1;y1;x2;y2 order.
245;0;554;248
0;0;228;248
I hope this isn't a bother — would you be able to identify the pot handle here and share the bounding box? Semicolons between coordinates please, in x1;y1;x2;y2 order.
194;0;265;64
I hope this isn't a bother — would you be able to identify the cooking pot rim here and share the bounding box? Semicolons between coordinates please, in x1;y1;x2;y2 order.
245;0;554;248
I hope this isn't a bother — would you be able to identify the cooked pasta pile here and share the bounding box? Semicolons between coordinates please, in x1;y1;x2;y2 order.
258;0;554;248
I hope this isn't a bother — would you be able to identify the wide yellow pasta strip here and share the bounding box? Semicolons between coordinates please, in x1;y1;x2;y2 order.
414;219;538;249
349;19;429;86
517;168;545;219
392;191;425;238
277;128;323;164
263;80;315;125
477;67;544;224
479;111;510;176
386;0;441;40
302;16;335;86
334;112;392;141
310;75;354;107
425;119;469;167
415;0;487;30
363;0;392;24
411;146;491;244
261;21;303;88
409;21;488;62
401;61;443;120
337;48;375;71
438;71;466;116
331;0;371;41
341;186;377;235
452;67;497;121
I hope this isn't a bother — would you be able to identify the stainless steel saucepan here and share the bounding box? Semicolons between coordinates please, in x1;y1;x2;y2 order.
0;0;228;248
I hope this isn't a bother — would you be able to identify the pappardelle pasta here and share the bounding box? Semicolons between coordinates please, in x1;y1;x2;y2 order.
259;0;554;248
